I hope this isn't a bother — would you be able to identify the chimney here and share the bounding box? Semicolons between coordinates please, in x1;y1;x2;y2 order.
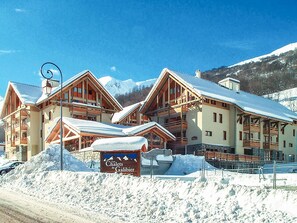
195;70;201;78
218;77;240;92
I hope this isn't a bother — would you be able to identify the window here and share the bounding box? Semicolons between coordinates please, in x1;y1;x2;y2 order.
205;131;212;136
204;98;209;103
211;100;216;105
213;113;217;122
42;114;44;123
219;114;223;123
283;140;286;148
222;103;227;108
74;87;77;92
293;129;296;137
239;131;242;140
64;92;69;100
49;111;52;120
223;131;227;140
281;128;285;134
289;143;293;147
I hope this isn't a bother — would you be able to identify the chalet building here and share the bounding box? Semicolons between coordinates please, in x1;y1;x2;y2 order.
0;70;175;161
112;101;150;126
46;117;174;151
140;68;297;162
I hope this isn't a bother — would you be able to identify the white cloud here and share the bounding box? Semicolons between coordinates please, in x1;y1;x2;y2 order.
15;8;26;13
110;66;117;72
0;50;17;55
217;40;256;51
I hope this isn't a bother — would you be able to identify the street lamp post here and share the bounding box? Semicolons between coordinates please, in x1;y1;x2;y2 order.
40;62;63;171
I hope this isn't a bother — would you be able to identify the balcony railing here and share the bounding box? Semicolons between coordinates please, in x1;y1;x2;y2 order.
196;151;260;162
263;128;278;135
243;139;260;148
163;120;187;132
263;142;278;150
15;137;28;145
243;123;260;132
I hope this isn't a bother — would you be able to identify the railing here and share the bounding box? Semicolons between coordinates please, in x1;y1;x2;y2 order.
15;137;28;145
163;120;187;132
263;128;278;135
263;142;279;150
243;123;260;132
243;139;260;148
197;151;260;162
15;110;28;119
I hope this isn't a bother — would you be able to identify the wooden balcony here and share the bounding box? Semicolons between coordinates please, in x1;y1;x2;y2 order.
14;123;28;131
243;124;260;132
263;142;278;150
7;140;16;147
163;120;187;132
15;110;28;119
263;128;278;135
15;137;28;145
157;105;188;117
243;139;260;148
168;137;188;148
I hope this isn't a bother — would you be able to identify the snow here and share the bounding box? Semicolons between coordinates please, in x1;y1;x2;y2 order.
1;145;297;222
0;96;3;116
165;155;216;175
264;87;297;112
91;136;148;151
60;117;175;140
10;81;43;105
230;42;297;67
98;75;156;97
112;101;142;123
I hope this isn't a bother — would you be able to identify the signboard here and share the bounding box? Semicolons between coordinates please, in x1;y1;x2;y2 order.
100;150;141;177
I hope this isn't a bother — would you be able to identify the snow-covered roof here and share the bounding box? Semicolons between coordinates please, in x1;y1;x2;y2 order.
60;117;175;140
9;82;43;105
91;136;148;151
112;101;143;123
142;68;297;122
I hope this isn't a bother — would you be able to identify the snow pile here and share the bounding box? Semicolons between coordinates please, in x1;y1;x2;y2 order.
165;155;216;175
0;156;9;166
3;144;91;179
0;152;297;222
1;169;297;222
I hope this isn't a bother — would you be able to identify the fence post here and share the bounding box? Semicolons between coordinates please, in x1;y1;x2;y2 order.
150;157;153;179
273;160;276;189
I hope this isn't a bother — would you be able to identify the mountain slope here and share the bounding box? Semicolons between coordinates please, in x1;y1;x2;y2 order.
98;76;156;97
203;43;297;95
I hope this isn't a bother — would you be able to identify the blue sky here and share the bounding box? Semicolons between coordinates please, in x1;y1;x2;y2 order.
1;0;297;97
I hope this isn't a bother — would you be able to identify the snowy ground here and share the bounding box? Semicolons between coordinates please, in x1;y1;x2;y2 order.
1;145;297;223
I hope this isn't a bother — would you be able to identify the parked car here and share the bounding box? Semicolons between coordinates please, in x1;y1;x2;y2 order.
0;161;23;175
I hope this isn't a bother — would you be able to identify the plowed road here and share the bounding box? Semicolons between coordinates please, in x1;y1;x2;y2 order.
0;190;121;223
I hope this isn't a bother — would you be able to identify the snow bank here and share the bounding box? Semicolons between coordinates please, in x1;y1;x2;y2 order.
2;144;91;180
1;150;297;222
165;155;216;175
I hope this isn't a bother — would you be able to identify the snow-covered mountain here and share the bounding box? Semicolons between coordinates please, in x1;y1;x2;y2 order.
230;42;297;67
98;76;156;97
264;87;297;112
203;42;297;96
